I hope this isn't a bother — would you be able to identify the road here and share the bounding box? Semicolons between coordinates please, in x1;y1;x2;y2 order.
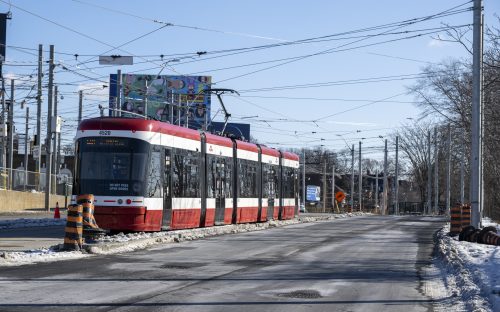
0;226;64;251
0;215;444;312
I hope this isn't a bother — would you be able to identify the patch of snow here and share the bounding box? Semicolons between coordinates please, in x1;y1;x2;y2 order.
426;218;500;312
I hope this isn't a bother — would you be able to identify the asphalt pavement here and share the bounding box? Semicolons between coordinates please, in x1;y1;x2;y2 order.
0;215;445;312
0;211;67;251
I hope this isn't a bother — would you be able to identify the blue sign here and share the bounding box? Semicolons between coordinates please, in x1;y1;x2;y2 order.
306;185;321;202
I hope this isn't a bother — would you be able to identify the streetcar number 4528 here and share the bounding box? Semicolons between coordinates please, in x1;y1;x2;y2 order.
99;130;111;136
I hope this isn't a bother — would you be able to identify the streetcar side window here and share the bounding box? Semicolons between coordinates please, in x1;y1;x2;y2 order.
282;167;296;198
207;155;233;199
238;159;258;198
172;148;200;197
147;146;162;198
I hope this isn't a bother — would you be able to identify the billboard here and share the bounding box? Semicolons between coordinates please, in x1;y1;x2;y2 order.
109;74;211;129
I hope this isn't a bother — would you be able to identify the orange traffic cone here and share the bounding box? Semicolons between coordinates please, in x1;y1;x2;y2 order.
54;202;60;219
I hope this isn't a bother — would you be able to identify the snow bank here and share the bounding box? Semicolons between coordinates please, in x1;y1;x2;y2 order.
434;219;500;312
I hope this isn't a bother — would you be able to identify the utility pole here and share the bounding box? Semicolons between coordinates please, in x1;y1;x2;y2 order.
52;86;58;176
375;169;379;212
358;141;362;211
7;79;13;189
1;78;5;172
434;127;439;215
57;131;61;176
24;106;28;190
446;125;452;216
383;139;388;215
116;69;121;117
471;0;483;228
78;90;83;125
170;92;174;124
44;45;54;212
143;78;149;120
395;136;399;215
322;153;327;213
350;144;355;210
36;44;42;182
332;164;335;211
302;149;306;208
460;131;465;205
427;130;432;215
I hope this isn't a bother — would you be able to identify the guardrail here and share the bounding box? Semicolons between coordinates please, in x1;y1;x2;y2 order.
0;166;72;196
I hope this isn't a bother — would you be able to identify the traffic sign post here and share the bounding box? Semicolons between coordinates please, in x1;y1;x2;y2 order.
335;191;346;203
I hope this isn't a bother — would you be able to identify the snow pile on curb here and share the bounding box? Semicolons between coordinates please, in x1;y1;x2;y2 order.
0;218;67;230
0;212;369;266
0;247;92;266
434;219;500;312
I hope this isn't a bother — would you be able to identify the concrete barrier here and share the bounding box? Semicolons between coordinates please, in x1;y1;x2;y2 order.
0;190;66;212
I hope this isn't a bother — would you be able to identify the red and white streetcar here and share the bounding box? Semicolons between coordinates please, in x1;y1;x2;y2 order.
73;117;299;232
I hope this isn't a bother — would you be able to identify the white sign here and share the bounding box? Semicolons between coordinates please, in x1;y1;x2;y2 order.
51;116;62;133
33;145;40;159
99;55;133;65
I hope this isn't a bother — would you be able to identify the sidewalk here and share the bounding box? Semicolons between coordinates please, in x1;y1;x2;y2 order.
0;210;67;252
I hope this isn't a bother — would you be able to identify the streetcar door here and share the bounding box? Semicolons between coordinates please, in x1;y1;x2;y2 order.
214;158;226;225
161;148;172;230
267;168;275;221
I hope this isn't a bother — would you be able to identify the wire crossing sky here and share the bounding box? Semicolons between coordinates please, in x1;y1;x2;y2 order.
0;0;497;158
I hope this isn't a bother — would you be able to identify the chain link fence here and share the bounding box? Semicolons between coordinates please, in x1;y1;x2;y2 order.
0;166;72;196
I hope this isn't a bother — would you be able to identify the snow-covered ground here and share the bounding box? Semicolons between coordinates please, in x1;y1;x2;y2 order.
1;213;499;311
424;218;500;312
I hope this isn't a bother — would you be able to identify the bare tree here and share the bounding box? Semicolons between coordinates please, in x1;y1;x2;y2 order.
404;18;500;221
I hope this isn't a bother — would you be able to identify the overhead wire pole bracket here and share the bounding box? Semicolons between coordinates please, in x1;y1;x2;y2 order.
205;88;239;136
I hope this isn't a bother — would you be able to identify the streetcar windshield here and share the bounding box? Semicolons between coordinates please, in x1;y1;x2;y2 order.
74;137;149;196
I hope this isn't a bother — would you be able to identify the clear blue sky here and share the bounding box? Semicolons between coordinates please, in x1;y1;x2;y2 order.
1;0;498;159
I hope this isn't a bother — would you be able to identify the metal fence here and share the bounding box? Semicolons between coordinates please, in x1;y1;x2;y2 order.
0;166;72;196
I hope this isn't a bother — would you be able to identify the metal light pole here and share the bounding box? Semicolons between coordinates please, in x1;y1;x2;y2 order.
350;144;355;210
116;69;121;117
395;136;399;215
358;141;362;211
460;131;465;205
44;45;54;212
0;79;5;171
7;79;14;189
446;125;451;216
332;164;335;211
470;0;483;228
434;127;439;215
302;148;306;208
375;169;379;212
36;44;42;180
24;106;29;190
427;130;432;215
322;153;327;213
383;139;388;215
